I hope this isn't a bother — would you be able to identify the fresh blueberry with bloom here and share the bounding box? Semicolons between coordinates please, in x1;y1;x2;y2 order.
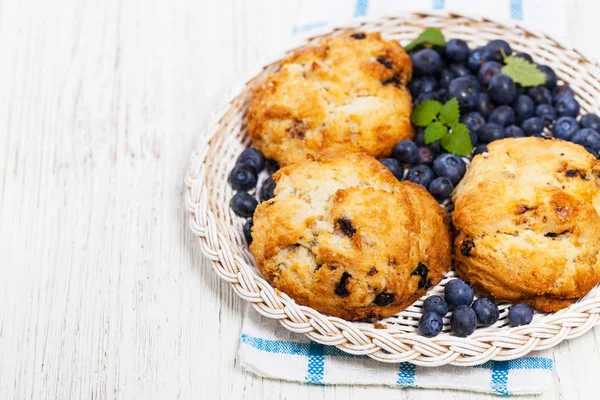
381;158;404;180
555;96;580;118
432;154;467;185
552;84;575;102
228;164;258;191
405;165;435;188
237;148;265;172
444;279;474;307
579;114;600;132
392;140;419;164
472;298;500;326
416;147;435;165
478;123;505;143
411;48;443;76
521;117;545;136
450;63;472;78
505;125;525;138
230;192;258;217
420;76;438;93
552;116;579;141
571;128;600;152
408;78;423;98
473;144;489;156
514;52;534;63
514;94;535;122
489;105;516;127
461;111;486;133
477;61;503;87
488;74;517;105
444;38;470;63
487;39;512;60
467;46;495;72
508;303;534;326
259;177;276;201
528;86;552;105
243;218;253;244
449;76;481;111
439;68;456;89
535;104;557;125
419;312;444;337
450;305;477;337
538;65;557;89
476;93;494;116
428;177;454;201
423;295;449;316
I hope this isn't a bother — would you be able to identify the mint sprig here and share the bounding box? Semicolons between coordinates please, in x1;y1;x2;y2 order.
501;56;546;87
411;98;472;156
405;28;446;51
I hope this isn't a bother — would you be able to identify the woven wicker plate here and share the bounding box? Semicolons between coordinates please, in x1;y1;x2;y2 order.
185;11;600;367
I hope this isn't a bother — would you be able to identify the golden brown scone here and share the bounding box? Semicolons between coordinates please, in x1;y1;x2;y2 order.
453;138;600;312
249;153;451;320
247;32;413;166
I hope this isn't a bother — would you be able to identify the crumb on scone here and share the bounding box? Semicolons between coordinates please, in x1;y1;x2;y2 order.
453;137;600;312
247;32;413;166
249;153;451;320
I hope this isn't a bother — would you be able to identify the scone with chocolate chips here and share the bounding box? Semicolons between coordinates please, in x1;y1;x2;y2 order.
247;32;413;166
453;137;600;312
249;153;451;320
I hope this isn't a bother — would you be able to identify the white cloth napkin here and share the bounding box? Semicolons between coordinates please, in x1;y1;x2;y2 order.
239;0;567;395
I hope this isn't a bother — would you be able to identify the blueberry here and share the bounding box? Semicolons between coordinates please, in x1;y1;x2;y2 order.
476;93;494;116
450;305;477;337
412;49;443;76
470;131;479;146
449;63;472;78
414;128;426;146
228;164;258;191
478;123;505;143
408;78;423;98
265;159;280;174
230;192;258;217
487;39;512;60
473;144;489;155
439;68;456;89
552;84;575;102
507;303;534;326
571;128;600;152
432;154;467;185
444;279;474;306
449;77;480;111
477;61;503;87
538;65;557;89
415;91;444;105
259;177;276;201
514;94;535;122
488;74;517;105
555;97;580;118
416;147;435;165
405;165;435;188
514;52;534;63
461;111;486;134
428;177;454;201
535;104;556;125
528;86;552;105
489;105;516;127
237;148;265;172
579;114;600;132
521;117;545;136
467;46;494;72
426;140;442;155
381;158;404;180
423;295;450;316
445;39;470;63
505;125;525;138
420;76;438;93
243;218;253;244
419;312;444;337
392;140;419;164
472;298;500;326
552;116;579;140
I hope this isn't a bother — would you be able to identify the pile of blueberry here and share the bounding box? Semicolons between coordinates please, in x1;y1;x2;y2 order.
228;148;280;245
404;38;600;158
419;279;534;337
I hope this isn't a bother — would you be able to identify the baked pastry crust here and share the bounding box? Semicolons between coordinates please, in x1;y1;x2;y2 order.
249;153;451;320
453;137;600;312
247;32;413;166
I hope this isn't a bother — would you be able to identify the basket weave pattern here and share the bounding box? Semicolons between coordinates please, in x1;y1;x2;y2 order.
185;12;600;366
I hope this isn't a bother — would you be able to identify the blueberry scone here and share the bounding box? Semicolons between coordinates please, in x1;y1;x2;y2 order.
249;153;451;320
247;32;413;166
453;138;600;312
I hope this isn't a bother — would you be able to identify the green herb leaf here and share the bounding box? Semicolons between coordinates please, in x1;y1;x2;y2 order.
501;56;546;87
424;122;448;144
405;28;446;51
439;98;460;126
411;100;443;126
440;123;472;156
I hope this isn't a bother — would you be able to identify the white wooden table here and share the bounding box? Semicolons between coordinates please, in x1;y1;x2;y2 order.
2;0;600;398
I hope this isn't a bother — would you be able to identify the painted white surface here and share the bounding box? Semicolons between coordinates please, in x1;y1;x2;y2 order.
1;0;600;398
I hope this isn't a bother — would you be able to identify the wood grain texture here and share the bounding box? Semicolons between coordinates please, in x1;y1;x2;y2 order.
0;0;599;399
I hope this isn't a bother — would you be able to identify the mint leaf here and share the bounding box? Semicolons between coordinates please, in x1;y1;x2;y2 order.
440;123;472;156
501;56;546;87
405;28;446;51
411;100;443;126
439;98;460;126
424;122;448;144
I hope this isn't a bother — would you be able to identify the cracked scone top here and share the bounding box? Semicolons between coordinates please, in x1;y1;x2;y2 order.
247;32;413;166
453;138;600;312
249;153;451;320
